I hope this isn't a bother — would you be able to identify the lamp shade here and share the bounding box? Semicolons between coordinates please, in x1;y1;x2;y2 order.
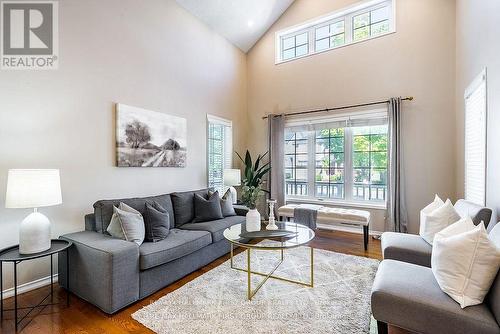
5;169;62;208
223;169;241;186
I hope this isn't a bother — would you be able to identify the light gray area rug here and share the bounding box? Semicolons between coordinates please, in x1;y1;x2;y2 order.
133;246;379;334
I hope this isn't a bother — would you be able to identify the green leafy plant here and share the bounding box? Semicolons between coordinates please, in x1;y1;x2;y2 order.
235;150;271;210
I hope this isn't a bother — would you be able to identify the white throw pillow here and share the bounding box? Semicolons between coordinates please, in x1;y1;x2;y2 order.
420;198;461;245
107;203;145;245
488;223;500;247
432;222;500;308
419;195;444;238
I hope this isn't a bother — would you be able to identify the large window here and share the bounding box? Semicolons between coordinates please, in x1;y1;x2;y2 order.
285;115;388;205
207;115;232;194
276;0;394;63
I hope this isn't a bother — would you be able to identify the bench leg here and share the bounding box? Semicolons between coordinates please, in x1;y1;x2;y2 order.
377;321;388;334
363;225;369;251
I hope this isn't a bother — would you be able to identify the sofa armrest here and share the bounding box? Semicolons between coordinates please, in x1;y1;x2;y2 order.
233;204;249;216
84;213;96;231
58;231;139;314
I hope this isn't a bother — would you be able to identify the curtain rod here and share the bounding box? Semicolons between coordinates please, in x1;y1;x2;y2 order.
261;96;414;120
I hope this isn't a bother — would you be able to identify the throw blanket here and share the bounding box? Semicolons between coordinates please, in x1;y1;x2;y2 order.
294;204;322;229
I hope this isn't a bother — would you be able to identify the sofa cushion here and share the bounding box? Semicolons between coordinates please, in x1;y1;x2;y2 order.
94;193;175;233
171;189;209;227
180;216;245;242
381;232;432;267
139;229;212;270
371;260;500;334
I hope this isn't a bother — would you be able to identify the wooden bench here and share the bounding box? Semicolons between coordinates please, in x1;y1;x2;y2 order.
277;204;371;250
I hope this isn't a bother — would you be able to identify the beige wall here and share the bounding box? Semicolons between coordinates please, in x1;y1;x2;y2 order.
0;0;247;290
456;0;500;227
247;0;457;233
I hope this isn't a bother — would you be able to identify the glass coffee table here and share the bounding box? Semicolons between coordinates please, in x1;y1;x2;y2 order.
223;221;315;300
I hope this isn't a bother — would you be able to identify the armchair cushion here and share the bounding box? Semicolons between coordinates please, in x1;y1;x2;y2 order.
371;260;500;334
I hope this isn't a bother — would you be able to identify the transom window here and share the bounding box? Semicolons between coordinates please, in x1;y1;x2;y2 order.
353;5;390;41
285;114;388;205
276;0;394;63
315;21;345;52
282;32;309;61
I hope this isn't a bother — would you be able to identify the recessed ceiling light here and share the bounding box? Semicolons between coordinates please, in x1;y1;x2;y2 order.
247;20;254;28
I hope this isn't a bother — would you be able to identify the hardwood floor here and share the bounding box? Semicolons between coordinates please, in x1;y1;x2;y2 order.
0;230;408;334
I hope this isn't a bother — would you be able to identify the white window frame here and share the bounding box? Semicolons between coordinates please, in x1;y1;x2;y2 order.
464;69;488;206
275;0;396;64
284;110;388;209
207;114;233;194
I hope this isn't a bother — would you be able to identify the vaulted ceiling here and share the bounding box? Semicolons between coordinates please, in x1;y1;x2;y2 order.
176;0;295;52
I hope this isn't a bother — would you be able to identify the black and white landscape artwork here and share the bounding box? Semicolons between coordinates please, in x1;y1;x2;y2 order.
116;104;187;167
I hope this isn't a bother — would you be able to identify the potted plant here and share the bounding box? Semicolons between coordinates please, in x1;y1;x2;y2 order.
236;150;271;229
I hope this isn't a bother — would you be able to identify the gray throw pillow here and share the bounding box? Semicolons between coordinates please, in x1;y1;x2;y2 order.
220;190;236;217
107;202;145;245
171;189;209;226
144;202;170;242
193;191;223;223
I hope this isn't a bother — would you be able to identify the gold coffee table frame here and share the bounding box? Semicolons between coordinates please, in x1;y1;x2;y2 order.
224;222;315;300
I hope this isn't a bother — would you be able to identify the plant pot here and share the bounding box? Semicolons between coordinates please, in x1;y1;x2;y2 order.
246;208;261;232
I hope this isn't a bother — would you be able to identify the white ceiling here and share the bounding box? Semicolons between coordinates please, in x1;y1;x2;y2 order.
176;0;295;53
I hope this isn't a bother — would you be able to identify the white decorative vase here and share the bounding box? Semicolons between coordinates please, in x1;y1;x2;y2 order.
246;209;261;232
19;210;51;254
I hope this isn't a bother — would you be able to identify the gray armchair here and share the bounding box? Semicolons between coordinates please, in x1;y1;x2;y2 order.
372;199;497;334
381;199;492;267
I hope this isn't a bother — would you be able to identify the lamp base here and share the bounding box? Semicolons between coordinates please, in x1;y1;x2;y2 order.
19;211;51;254
229;186;237;204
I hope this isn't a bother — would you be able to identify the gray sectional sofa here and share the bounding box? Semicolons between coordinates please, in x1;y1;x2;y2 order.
58;189;247;314
371;200;499;334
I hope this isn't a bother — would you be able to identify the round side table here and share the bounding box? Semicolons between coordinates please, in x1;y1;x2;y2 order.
0;239;72;331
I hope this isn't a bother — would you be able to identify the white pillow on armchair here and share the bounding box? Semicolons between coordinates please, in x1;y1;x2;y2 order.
432;219;500;308
419;197;461;245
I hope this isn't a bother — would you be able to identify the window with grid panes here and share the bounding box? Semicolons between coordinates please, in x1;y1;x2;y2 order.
315;21;345;52
352;5;390;42
207;116;232;194
315;128;345;199
285;131;309;196
285;118;388;204
281;32;309;61
276;0;393;63
352;125;388;201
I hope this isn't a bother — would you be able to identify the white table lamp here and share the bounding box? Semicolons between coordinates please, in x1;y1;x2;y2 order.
5;169;62;254
223;169;241;204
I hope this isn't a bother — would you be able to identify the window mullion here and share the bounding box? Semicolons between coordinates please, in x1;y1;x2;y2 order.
309;27;315;54
345;15;353;43
344;127;353;201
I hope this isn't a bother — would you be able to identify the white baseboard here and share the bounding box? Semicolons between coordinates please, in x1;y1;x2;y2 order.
1;274;58;300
